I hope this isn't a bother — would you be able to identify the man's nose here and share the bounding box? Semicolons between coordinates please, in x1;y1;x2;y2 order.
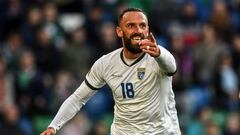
134;25;142;33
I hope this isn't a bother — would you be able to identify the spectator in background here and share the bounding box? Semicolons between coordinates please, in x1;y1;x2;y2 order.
1;32;26;71
0;55;14;109
98;22;119;56
218;52;239;110
14;50;50;115
4;0;23;34
170;34;193;91
209;0;233;43
0;104;25;135
192;23;227;85
85;6;104;46
33;27;61;75
21;6;43;47
224;112;240;135
205;120;222;135
43;2;66;50
186;107;213;135
168;1;201;47
62;27;94;79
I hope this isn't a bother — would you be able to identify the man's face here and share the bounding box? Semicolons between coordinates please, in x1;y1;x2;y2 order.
116;11;149;54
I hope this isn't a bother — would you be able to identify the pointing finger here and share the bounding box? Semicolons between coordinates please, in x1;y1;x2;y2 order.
148;32;156;43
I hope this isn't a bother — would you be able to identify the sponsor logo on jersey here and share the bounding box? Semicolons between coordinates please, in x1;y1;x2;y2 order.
111;74;122;77
137;68;145;80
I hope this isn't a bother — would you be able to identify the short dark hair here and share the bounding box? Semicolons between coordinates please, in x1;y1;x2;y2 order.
118;8;147;25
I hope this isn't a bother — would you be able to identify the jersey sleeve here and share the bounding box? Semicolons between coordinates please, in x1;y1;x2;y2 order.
85;57;106;90
48;81;97;132
155;45;177;76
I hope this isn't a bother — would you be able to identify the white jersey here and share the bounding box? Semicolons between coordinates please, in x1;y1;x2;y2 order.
85;46;181;135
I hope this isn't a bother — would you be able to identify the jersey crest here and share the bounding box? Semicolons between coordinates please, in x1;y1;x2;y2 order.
137;68;145;80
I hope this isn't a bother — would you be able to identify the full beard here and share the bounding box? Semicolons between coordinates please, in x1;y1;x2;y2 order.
123;33;145;54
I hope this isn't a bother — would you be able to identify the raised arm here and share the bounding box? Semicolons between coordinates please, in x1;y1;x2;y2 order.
154;45;177;76
139;32;177;76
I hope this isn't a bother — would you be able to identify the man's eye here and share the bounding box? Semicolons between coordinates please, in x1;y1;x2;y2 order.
140;24;146;29
127;24;133;28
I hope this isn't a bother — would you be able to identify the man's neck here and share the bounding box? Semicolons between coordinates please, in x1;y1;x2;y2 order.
123;48;143;59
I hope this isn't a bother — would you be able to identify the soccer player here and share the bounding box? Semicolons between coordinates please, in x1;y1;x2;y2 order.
40;8;181;135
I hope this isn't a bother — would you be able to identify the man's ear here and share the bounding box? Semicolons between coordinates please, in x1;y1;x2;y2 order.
116;26;123;38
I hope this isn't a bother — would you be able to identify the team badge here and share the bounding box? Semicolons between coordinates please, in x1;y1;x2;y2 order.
137;68;145;80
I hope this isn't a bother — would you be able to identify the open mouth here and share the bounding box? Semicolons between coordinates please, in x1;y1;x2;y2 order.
131;36;142;43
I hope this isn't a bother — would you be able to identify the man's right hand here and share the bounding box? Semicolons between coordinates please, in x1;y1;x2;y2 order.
40;127;55;135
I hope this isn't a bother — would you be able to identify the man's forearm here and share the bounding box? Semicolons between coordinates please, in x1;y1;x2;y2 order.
48;82;97;132
155;45;177;75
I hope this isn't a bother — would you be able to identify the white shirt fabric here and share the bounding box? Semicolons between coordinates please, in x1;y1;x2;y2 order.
49;46;181;135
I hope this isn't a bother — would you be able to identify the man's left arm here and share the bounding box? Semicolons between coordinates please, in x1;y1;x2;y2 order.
140;32;177;76
154;45;177;76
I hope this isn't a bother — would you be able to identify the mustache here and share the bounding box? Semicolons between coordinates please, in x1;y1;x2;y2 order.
130;33;145;39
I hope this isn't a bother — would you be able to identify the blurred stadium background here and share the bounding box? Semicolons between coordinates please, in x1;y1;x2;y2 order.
0;0;239;135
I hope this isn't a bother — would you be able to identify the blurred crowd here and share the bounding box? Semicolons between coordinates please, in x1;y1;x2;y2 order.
0;0;239;135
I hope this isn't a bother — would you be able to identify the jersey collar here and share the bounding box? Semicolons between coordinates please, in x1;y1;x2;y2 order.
120;49;146;67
